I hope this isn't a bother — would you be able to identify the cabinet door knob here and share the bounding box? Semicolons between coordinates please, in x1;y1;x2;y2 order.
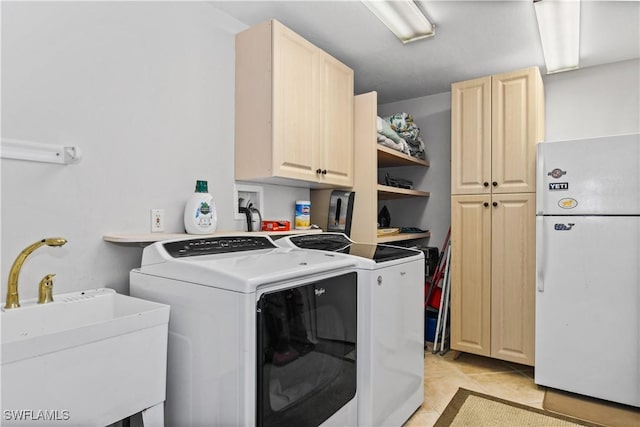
492;201;498;207
483;202;489;207
483;182;489;187
321;169;327;175
492;181;498;187
316;168;322;174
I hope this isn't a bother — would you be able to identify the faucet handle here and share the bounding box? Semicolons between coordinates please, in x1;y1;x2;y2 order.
38;274;56;304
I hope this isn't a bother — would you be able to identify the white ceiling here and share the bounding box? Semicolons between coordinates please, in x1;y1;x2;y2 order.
212;0;640;104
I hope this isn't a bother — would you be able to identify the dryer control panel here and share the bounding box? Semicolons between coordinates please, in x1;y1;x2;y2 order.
163;236;276;258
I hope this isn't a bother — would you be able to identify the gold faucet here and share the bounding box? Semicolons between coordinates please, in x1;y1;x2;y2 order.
5;238;67;309
38;273;56;304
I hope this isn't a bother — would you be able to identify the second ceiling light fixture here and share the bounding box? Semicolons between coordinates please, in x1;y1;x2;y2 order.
362;0;435;44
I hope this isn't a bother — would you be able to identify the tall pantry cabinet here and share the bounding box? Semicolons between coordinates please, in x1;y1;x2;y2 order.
450;67;544;366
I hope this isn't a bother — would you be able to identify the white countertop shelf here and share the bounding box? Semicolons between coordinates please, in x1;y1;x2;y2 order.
103;229;322;245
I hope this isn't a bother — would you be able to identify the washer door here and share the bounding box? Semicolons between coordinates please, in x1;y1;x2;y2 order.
256;272;357;427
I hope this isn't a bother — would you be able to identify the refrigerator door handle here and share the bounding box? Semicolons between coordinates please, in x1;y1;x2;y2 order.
536;216;544;292
536;143;544;215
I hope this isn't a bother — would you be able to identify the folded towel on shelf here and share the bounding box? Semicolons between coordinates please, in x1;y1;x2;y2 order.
405;135;426;160
376;116;404;144
387;113;419;141
377;133;410;155
384;112;426;160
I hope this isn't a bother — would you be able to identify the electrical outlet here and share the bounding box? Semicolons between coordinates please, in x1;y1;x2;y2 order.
150;209;165;233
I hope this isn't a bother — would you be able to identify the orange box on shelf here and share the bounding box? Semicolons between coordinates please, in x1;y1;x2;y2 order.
262;220;291;232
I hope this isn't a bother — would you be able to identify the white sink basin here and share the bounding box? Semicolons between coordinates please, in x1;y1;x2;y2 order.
1;288;170;426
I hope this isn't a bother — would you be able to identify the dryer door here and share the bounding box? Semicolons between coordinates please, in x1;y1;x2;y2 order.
256;271;357;427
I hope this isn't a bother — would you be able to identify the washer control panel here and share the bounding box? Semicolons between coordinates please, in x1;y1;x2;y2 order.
289;233;351;250
163;236;276;257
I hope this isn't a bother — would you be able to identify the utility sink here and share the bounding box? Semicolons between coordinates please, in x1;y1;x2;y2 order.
1;288;170;426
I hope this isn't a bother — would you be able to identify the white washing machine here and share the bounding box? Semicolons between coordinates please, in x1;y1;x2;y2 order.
130;235;359;427
276;233;425;427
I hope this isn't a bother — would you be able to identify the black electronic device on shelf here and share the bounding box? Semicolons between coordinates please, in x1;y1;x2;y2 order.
384;172;413;189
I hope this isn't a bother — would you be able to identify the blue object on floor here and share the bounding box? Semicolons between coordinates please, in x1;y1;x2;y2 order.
425;311;437;342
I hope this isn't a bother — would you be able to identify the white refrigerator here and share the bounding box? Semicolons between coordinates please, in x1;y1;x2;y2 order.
535;133;640;408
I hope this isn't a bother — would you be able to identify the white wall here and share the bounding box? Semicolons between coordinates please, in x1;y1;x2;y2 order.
543;59;640;141
1;2;308;300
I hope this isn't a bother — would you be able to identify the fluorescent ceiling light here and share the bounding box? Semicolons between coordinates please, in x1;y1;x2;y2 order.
534;0;581;74
362;0;435;44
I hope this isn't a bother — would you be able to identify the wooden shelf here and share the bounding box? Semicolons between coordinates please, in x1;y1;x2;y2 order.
377;145;430;168
103;229;322;245
350;92;432;245
377;231;431;243
377;184;430;200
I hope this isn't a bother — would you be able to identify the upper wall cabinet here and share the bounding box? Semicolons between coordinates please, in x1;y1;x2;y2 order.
235;20;354;187
451;67;545;195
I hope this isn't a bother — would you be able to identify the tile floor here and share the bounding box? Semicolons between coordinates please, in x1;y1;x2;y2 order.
405;344;546;426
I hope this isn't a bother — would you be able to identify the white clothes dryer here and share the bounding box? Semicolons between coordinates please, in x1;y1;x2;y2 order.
130;235;359;427
276;233;425;427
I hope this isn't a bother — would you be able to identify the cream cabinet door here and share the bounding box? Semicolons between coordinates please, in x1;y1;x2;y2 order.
490;193;536;366
451;195;492;356
451;76;491;195
237;20;354;186
271;21;319;182
491;67;544;194
316;52;354;187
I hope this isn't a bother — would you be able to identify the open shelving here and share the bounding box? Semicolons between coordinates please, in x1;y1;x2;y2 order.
349;91;431;245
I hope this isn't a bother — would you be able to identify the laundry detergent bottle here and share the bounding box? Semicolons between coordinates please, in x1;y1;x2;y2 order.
184;180;217;234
